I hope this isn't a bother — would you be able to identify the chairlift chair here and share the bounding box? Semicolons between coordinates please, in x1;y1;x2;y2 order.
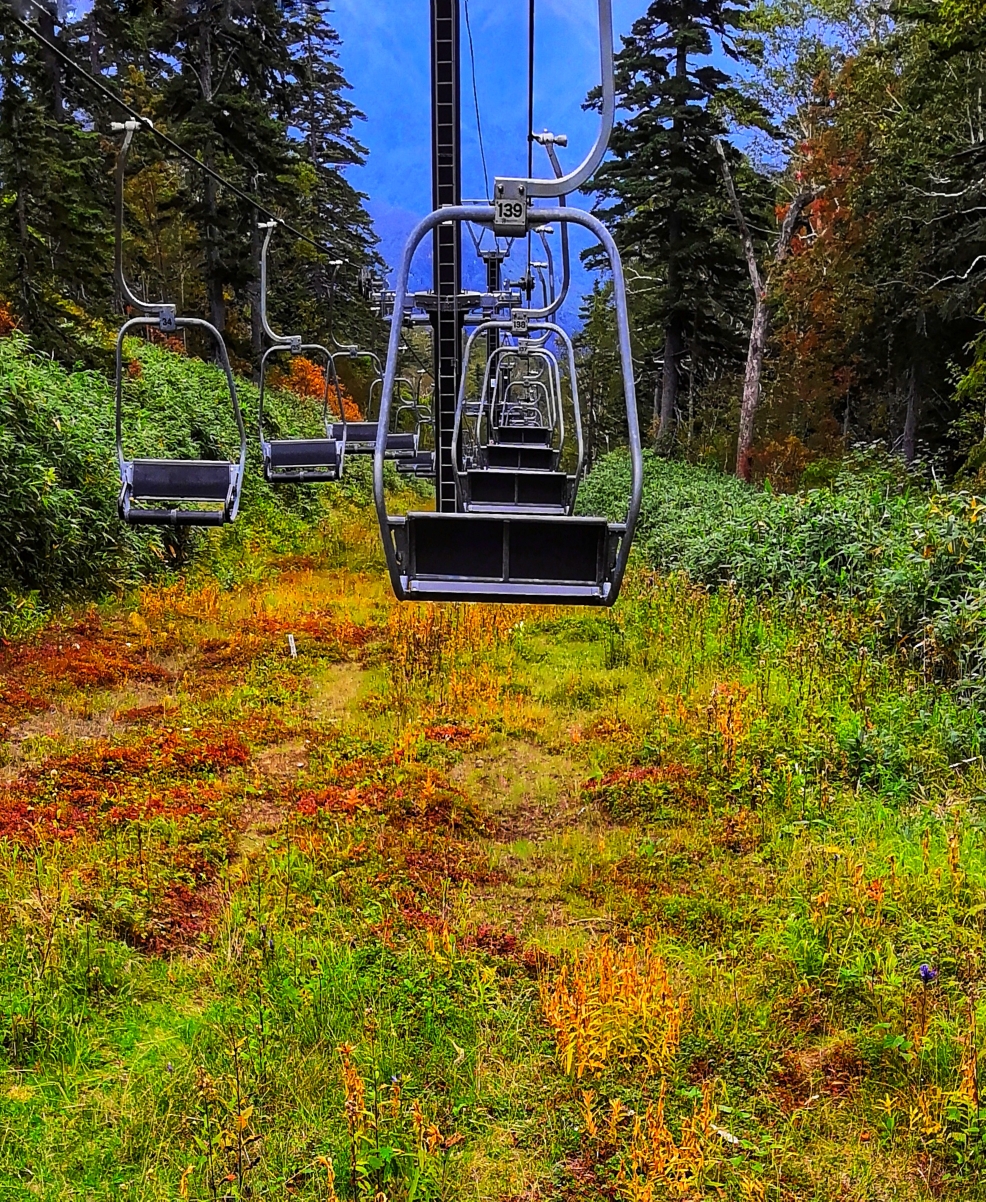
396;374;437;478
374;209;639;605
323;266;423;462
256;222;347;484
258;226;348;483
454;321;583;516
372;0;641;605
113;122;246;527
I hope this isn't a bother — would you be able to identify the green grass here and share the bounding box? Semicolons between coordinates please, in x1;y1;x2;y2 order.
581;450;986;700
2;509;986;1201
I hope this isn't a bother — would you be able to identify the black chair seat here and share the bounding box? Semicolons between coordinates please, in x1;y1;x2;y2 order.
267;439;339;469
391;512;622;605
493;426;552;446
329;424;417;454
130;459;233;501
486;445;557;471
465;469;570;512
397;452;436;477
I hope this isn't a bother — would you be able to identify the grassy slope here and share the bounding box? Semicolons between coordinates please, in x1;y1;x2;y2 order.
0;331;417;630
2;509;986;1201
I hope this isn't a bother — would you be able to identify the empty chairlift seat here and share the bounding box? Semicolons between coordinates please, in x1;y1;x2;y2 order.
116;317;247;527
389;513;626;604
121;459;236;527
373;204;643;608
397;450;437;478
328;422;417;457
493;425;552;446
486;443;558;471
464;469;571;513
264;437;341;481
113;125;246;528
256;225;347;486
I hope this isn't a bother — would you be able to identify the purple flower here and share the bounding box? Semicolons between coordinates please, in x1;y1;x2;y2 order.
919;964;938;984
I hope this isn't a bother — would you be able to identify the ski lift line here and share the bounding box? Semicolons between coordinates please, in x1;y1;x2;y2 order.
527;0;536;180
7;1;349;268
463;0;491;204
526;0;535;290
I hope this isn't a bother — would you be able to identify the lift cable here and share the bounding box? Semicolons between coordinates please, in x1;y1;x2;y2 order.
526;0;536;295
463;0;491;204
6;0;348;266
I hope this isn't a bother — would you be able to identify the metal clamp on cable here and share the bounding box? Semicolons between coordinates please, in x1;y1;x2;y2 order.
493;0;614;214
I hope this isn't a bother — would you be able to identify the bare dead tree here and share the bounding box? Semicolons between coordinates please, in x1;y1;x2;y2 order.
715;140;822;481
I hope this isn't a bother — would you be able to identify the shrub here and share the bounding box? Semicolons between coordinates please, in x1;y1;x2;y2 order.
582;451;986;694
0;331;399;626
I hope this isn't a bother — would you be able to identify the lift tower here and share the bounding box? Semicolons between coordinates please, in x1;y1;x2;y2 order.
430;0;462;513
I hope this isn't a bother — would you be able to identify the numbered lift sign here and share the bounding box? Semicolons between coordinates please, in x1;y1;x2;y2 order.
494;182;529;238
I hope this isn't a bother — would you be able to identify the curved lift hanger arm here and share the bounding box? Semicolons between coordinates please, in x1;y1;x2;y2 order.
527;136;572;322
494;0;614;206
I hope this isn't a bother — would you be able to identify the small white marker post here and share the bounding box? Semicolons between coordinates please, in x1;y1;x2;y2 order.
288;634;298;659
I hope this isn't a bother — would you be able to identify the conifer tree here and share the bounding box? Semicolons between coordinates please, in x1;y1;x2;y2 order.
593;0;767;449
0;5;112;353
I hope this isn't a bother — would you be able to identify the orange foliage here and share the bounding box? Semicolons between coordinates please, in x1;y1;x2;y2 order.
768;65;875;438
275;356;363;420
147;328;187;355
750;433;839;492
0;299;17;338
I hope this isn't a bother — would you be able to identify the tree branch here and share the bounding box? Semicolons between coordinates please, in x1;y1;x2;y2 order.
715;138;763;295
775;187;821;266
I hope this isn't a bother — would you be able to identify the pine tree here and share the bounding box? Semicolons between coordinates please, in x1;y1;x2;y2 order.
592;0;767;450
279;0;379;351
0;5;112;355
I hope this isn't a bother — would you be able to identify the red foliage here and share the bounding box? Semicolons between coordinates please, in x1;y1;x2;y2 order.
273;357;363;420
0;620;174;694
461;923;522;959
0;725;251;845
144;882;221;954
0;299;18;338
0;683;48;735
424;723;474;747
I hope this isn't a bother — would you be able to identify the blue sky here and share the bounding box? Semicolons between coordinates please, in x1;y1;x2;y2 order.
331;0;644;322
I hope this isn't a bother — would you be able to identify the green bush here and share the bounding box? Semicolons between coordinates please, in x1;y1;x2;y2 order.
0;331;412;626
582;450;986;694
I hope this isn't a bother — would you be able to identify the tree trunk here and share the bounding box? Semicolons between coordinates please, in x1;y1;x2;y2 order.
902;358;921;465
37;1;64;121
249;212;263;375
736;294;769;482
658;315;683;448
715;140;821;482
687;333;696;445
88;9;101;73
656;40;687;451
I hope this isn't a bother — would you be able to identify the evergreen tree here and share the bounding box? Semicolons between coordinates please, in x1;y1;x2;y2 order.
0;4;112;354
592;0;768;449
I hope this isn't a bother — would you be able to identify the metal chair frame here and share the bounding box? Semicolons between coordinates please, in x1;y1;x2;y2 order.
113;121;246;527
256;221;348;484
